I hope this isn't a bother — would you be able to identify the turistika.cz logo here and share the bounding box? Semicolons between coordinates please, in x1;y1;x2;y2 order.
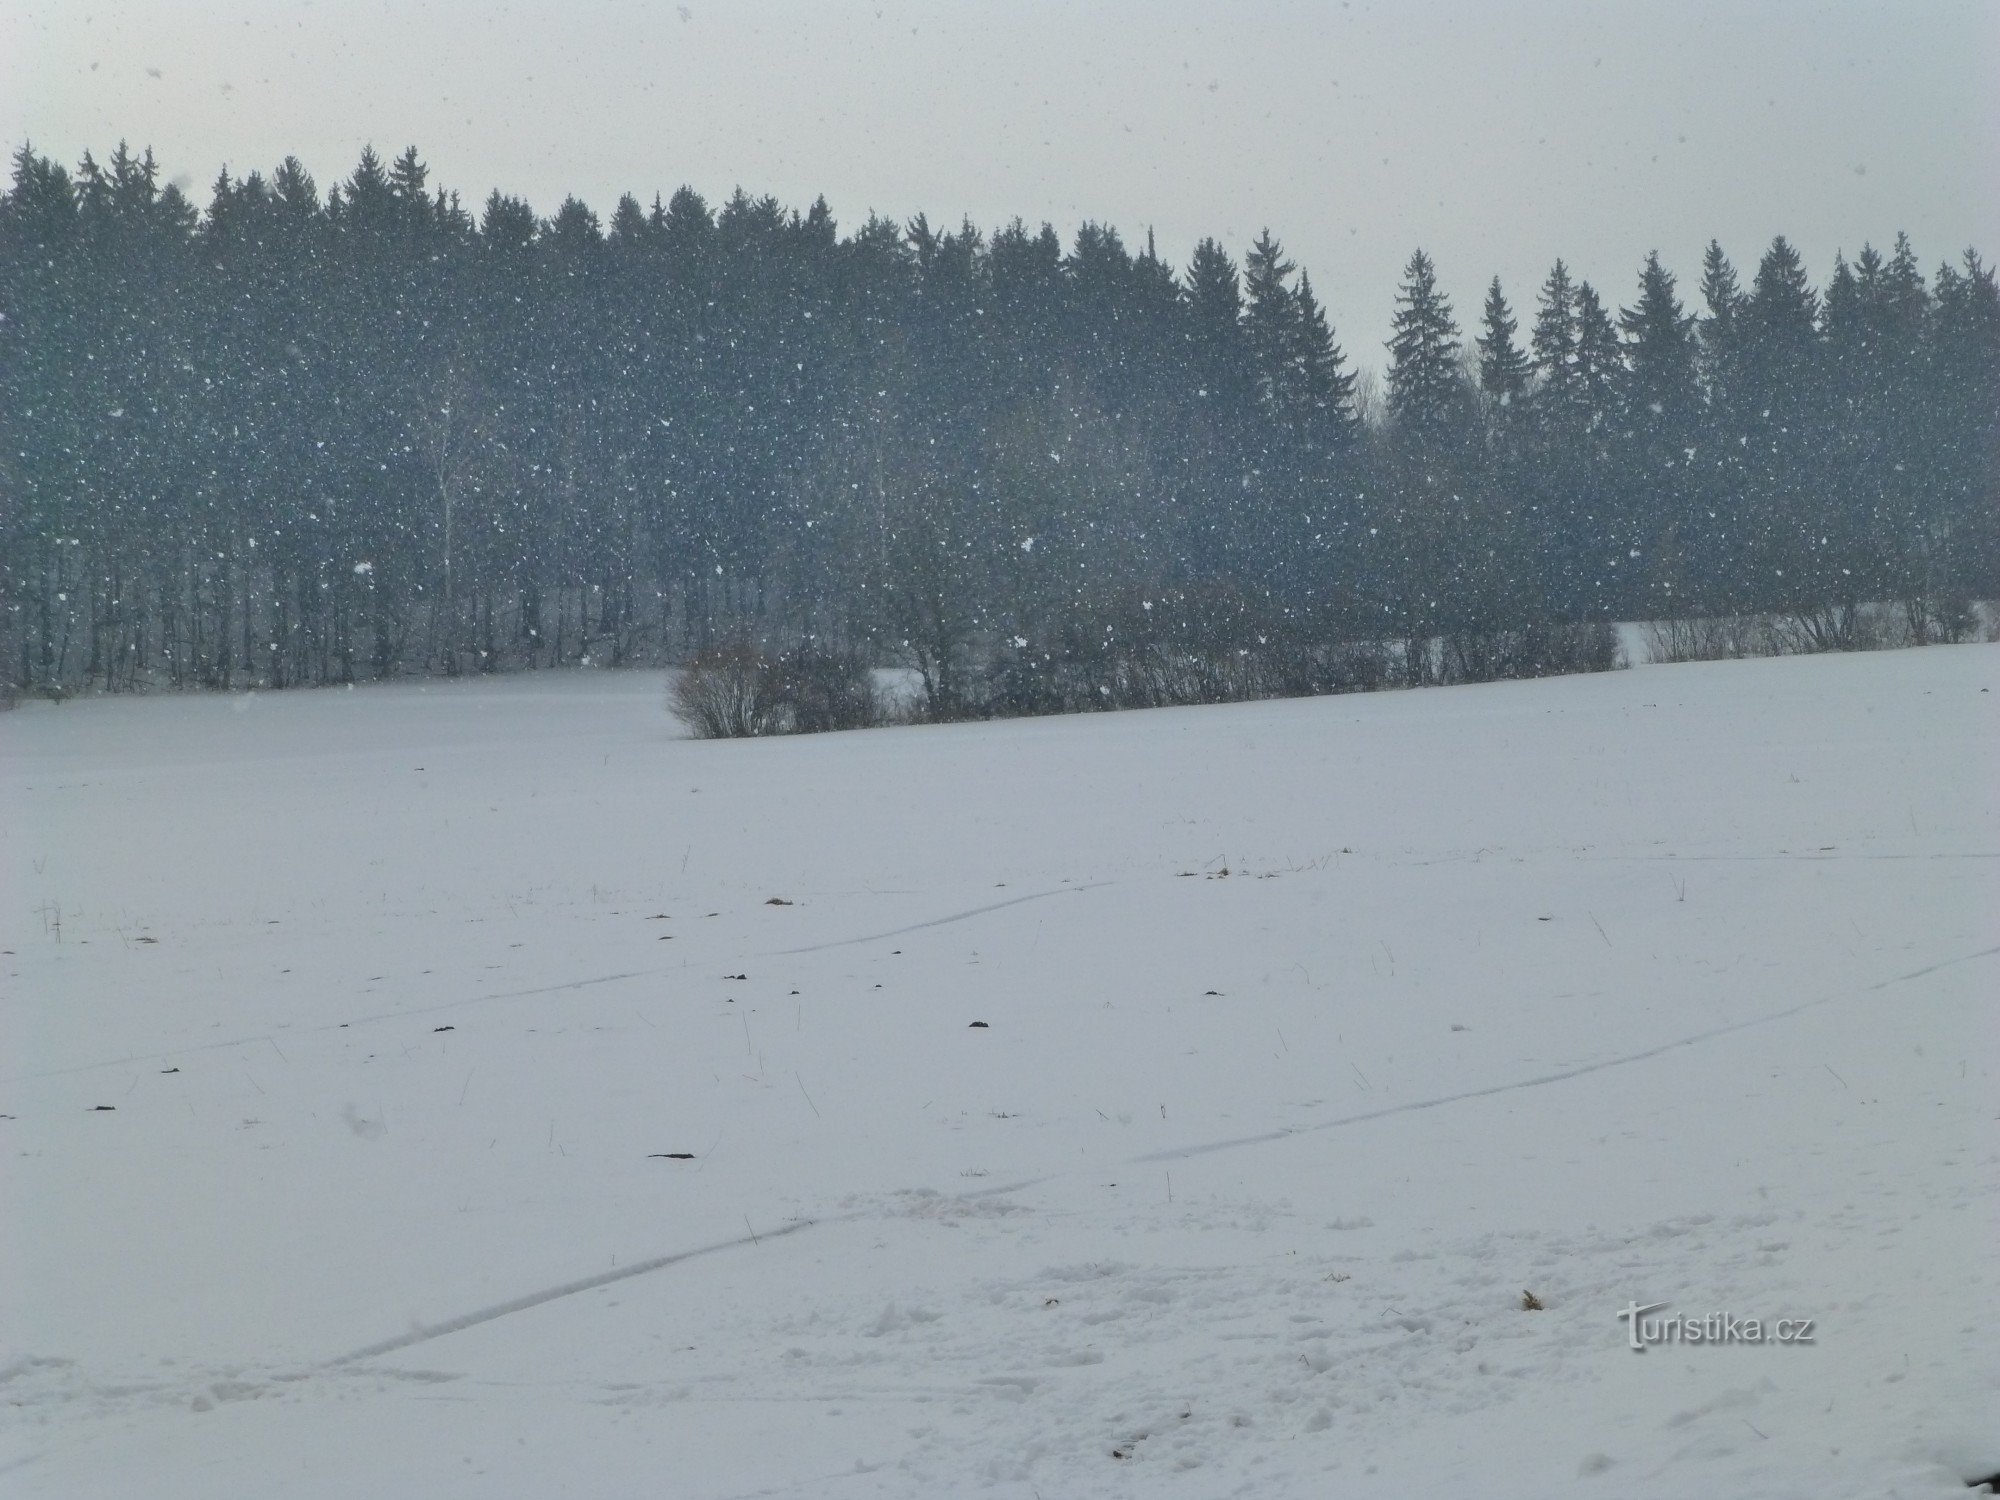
1616;1302;1816;1351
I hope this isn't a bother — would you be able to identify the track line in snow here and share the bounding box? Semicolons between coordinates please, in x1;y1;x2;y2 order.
323;1176;1053;1368
1133;943;2000;1164
1620;850;2000;863
305;963;1982;1362
17;948;1988;1425
7;969;659;1082
25;921;1989;1384
1403;849;2000;868
12;880;1100;1086
1857;945;1999;988
771;882;1111;955
323;1216;832;1368
7;880;1112;1080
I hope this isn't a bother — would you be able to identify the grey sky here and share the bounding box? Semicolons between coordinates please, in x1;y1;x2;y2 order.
6;0;1996;372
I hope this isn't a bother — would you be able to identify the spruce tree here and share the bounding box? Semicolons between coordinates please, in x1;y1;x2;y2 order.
1476;277;1531;406
1382;250;1470;673
1385;249;1463;445
1572;282;1623;429
1696;240;1745;391
1528;259;1585;440
480;190;536;250
1290;270;1358;445
1620;252;1697;420
608;192;650;247
1183;237;1253;415
1243;228;1297;411
388;146;433;237
1618;251;1702;610
338;145;395;234
1924;251;2000;609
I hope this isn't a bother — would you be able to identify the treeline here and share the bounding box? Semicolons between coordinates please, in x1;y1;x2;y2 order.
1;141;1994;705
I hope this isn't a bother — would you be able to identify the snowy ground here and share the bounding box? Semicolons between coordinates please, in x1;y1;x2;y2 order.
3;646;1995;1499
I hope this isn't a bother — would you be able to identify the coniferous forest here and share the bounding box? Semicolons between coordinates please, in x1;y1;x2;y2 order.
2;142;1995;714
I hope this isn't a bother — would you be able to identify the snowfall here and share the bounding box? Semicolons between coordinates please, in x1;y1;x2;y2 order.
2;640;1995;1499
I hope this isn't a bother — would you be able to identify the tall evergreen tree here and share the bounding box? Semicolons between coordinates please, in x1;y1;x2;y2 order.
1620;252;1697;420
1530;259;1580;419
1923;250;2000;609
1385;249;1463;444
1617;251;1703;609
1289;270;1358;445
1572;282;1623;429
1183;237;1253;415
1696;240;1745;392
1242;228;1297;411
1476;276;1531;406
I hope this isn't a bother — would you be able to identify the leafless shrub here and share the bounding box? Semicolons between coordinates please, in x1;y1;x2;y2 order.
672;639;885;737
1321;640;1396;693
1767;602;1887;656
1520;619;1624;677
1642;614;1768;664
1897;593;1979;646
669;641;784;739
1440;621;1623;683
763;642;883;733
1439;628;1501;684
987;590;1526;719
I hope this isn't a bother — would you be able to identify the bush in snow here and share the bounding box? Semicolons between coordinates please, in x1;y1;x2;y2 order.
1438;619;1623;683
1767;602;1887;656
1894;593;1980;647
670;639;883;737
762;642;883;733
1643;613;1769;664
669;641;785;738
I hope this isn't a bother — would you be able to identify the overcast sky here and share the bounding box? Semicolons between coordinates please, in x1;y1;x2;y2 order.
6;0;1996;372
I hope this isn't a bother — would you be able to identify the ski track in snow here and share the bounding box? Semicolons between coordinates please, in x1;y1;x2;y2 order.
315;942;1990;1367
319;1178;1056;1369
12;872;1981;1086
1136;943;2000;1162
6;928;1992;1478
7;883;1109;1083
769;881;1111;954
7;970;657;1082
6;1187;1965;1494
4;939;1983;1436
24;939;1958;1400
324;1217;831;1367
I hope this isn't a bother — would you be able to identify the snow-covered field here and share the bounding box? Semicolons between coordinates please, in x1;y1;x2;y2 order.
3;646;1995;1499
